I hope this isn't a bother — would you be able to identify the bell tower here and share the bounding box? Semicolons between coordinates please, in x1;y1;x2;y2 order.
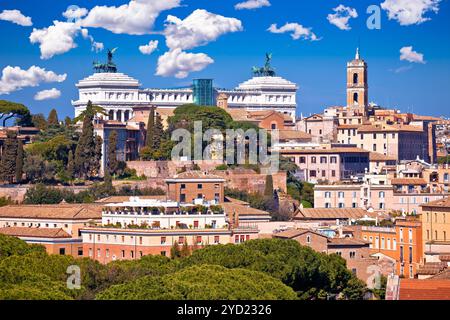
346;48;368;115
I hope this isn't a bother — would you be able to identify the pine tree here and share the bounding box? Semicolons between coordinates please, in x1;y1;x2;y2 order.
152;112;164;150
0;131;18;184
15;139;23;183
104;170;113;191
107;131;118;176
67;150;74;180
146;107;155;149
47;109;59;126
74;101;96;179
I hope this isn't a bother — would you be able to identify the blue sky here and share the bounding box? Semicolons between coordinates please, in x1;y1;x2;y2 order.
0;0;449;119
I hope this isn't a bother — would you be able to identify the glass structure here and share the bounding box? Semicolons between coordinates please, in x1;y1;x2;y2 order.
192;79;214;106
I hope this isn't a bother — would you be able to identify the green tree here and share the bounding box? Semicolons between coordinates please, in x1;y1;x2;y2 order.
66;150;75;180
64;116;72;127
31;114;48;131
153;112;164;150
0;131;18;183
94;135;103;177
0;100;31;127
74;101;96;179
47;109;59;126
264;174;274;197
96;265;297;300
73;100;107;123
170;241;181;259
146;107;155;149
15;139;24;183
107;131;118;176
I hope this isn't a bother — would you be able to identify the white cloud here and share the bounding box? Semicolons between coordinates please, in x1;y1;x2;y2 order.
81;0;180;35
267;23;320;41
62;6;88;22
139;40;159;55
327;5;358;31
0;9;32;26
34;88;61;101
30;21;103;59
0;66;66;95
156;48;214;78
235;0;271;10
164;9;243;50
400;46;426;63
381;0;441;25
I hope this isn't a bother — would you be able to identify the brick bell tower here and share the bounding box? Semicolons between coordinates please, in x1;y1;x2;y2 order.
346;47;368;116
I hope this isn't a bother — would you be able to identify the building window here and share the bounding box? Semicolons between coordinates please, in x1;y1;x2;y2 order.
299;157;306;164
352;202;357;208
161;237;166;245
130;250;134;259
97;249;101;258
325;203;331;208
331;170;336;177
181;184;186;189
349;251;356;259
330;156;337;163
161;251;166;256
196;236;202;245
325;192;331;198
78;248;83;256
322;170;326;177
373;144;377;151
214;236;220;244
306;235;311;244
338;192;344;198
89;248;93;257
311;157;316;164
179;236;185;245
353;73;358;84
379;191;385;198
139;237;143;245
310;170;316;177
320;157;327;164
197;184;203;189
338;203;345;208
409;246;413;264
59;248;66;255
106;249;109;258
400;246;404;262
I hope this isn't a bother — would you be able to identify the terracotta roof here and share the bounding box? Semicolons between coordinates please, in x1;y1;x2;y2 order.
224;197;249;205
412;114;441;122
328;237;370;246
96;195;167;203
357;124;423;133
429;268;450;280
0;204;102;220
420;197;450;209
337;124;361;129
273;228;327;239
399;279;450;300
168;171;225;181
294;208;375;220
369;152;397;161
390;178;427;185
0;227;71;238
279;147;369;155
278;130;312;141
222;202;271;216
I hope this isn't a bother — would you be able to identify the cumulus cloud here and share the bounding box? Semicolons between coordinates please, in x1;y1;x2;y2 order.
327;5;358;30
30;21;103;59
62;6;88;22
267;23;320;41
0;9;32;26
235;0;271;10
139;40;159;55
381;0;441;25
400;46;426;63
81;0;181;35
34;88;61;100
156;48;214;79
164;9;243;50
0;66;66;95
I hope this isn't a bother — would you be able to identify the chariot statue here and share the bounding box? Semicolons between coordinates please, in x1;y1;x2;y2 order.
93;48;118;73
252;53;276;77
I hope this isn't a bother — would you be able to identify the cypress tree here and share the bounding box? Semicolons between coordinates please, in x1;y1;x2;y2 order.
107;131;118;176
264;174;274;197
47;108;59;126
146;107;155;149
67;150;74;179
0;131;18;184
64;116;72;127
15;139;23;183
74;101;96;179
153;112;164;150
94;135;103;176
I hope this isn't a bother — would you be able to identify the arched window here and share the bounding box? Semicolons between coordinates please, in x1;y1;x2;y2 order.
353;73;358;84
108;110;114;120
353;92;358;104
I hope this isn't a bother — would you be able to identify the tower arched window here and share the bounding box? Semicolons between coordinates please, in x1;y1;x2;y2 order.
353;73;358;84
353;92;358;104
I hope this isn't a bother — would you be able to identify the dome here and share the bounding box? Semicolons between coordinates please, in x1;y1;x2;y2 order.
76;72;141;89
236;76;297;91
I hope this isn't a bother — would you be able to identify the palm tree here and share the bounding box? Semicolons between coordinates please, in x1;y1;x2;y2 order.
73;100;107;123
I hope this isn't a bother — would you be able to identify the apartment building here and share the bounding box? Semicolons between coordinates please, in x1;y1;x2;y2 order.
357;217;423;278
278;147;370;183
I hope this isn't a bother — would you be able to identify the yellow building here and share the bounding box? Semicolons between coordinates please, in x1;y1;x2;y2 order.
420;197;450;263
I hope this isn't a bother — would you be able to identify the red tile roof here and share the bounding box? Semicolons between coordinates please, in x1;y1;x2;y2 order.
0;204;102;220
0;227;71;238
399;279;450;300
